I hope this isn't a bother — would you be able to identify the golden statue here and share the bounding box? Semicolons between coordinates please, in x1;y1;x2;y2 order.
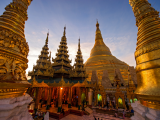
0;0;32;99
129;0;160;109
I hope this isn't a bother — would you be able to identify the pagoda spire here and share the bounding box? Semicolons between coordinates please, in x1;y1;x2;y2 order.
52;26;72;78
63;26;66;36
28;32;54;79
70;38;87;79
78;37;80;51
45;31;49;45
95;20;103;42
89;21;112;58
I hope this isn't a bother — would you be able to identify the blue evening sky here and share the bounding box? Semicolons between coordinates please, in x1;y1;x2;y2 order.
0;0;160;75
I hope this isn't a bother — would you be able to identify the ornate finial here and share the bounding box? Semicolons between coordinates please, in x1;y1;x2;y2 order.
47;29;49;36
78;37;80;50
45;31;49;45
96;19;99;28
63;26;66;36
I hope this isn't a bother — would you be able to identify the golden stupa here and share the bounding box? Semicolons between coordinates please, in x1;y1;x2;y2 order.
0;0;32;99
84;21;129;85
129;0;160;109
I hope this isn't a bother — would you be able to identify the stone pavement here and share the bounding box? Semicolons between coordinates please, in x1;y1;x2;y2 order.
49;112;131;120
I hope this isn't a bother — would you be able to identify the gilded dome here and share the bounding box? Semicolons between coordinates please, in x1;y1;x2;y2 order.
84;21;129;85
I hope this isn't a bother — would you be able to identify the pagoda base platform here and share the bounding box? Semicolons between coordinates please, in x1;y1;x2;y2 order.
0;93;33;120
39;104;87;120
131;101;160;120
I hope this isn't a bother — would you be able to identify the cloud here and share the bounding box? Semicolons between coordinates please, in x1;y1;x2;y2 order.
104;35;136;66
119;53;136;67
32;31;36;35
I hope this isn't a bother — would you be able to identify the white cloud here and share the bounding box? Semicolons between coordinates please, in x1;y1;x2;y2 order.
119;53;136;67
32;31;36;35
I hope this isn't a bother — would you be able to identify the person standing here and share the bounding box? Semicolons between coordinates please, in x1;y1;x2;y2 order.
123;110;125;119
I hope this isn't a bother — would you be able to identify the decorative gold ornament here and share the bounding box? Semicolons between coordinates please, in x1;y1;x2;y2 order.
0;0;32;98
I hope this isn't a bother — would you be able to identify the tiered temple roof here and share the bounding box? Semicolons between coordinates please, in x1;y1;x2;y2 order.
70;38;87;80
28;32;54;79
52;27;72;78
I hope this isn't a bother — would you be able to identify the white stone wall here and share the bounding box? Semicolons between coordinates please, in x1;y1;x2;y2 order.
0;93;34;120
131;101;160;120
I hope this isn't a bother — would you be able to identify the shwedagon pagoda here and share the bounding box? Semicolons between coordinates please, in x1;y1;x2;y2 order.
0;0;160;120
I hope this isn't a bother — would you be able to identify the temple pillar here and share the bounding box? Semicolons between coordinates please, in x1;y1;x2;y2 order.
35;87;41;114
71;87;73;99
102;95;104;108
52;88;55;100
94;91;97;106
78;87;81;110
85;87;88;105
45;88;48;101
46;87;52;110
42;88;45;100
88;88;93;105
58;87;63;112
68;87;72;108
104;95;106;106
56;87;59;99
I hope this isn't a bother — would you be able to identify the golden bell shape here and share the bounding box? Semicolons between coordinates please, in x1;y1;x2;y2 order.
129;0;160;110
85;21;129;84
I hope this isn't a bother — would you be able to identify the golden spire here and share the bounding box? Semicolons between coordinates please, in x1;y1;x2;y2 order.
63;26;66;36
52;26;72;78
129;0;160;110
28;32;54;78
78;37;80;51
45;31;49;45
70;38;87;79
90;21;112;58
85;22;129;84
95;20;103;43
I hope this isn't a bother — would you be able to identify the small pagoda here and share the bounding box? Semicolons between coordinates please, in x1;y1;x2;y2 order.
70;38;87;81
52;27;72;78
28;32;54;79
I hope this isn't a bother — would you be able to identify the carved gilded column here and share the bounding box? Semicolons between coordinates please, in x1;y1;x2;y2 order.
129;0;160;110
68;87;71;108
0;0;32;99
58;87;62;112
78;87;81;110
